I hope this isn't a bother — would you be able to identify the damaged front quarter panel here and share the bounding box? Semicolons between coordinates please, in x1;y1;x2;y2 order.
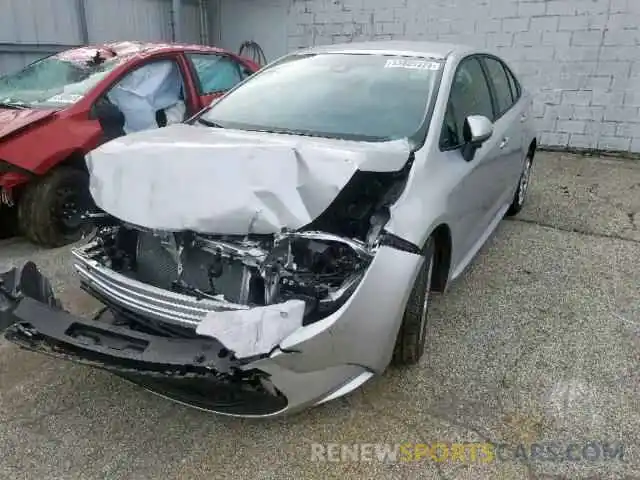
85;125;415;235
0;124;433;415
74;124;424;359
73;224;377;359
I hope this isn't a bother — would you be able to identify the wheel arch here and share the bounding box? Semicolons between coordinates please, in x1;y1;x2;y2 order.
58;150;88;174
429;223;452;293
527;138;537;161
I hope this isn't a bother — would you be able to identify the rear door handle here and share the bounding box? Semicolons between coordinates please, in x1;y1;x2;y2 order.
499;137;509;149
520;114;528;122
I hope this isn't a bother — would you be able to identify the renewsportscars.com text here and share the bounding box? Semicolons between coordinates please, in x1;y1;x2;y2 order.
310;441;624;463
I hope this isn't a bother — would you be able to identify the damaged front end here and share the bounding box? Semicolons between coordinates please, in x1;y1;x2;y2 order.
72;155;415;350
0;141;425;416
0;262;290;415
75;225;374;355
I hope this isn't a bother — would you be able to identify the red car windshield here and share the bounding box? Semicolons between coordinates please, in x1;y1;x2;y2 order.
0;53;124;108
200;53;443;142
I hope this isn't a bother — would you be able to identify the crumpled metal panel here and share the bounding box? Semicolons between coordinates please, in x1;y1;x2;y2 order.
86;124;412;235
196;299;306;359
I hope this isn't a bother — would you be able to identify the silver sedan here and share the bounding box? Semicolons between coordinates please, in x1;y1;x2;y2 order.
0;41;537;417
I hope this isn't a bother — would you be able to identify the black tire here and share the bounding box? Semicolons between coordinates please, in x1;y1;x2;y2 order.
506;152;533;217
17;167;92;247
392;237;436;366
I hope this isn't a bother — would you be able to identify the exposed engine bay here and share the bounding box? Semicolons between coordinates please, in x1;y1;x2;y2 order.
87;227;371;325
82;165;414;334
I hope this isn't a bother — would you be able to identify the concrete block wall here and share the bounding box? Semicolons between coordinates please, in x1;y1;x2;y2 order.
283;0;640;153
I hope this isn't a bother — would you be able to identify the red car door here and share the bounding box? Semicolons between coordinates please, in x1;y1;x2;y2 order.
183;52;257;110
88;52;200;134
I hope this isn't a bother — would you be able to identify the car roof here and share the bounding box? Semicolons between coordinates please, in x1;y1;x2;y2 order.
54;41;227;63
296;40;476;60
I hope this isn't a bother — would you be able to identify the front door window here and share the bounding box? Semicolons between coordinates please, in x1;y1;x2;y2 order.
440;57;494;150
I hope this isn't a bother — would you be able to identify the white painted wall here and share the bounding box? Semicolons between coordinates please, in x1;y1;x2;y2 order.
216;0;640;153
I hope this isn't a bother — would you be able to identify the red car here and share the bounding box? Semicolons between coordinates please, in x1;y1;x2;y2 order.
0;41;259;246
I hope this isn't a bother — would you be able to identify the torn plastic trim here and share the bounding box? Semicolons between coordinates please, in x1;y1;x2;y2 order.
3;298;289;415
6;297;239;373
195;299;306;359
377;230;422;255
0;263;288;387
0;262;62;326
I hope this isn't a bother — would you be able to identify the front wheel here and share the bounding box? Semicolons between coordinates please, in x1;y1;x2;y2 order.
392;237;436;366
506;153;533;217
18;167;93;247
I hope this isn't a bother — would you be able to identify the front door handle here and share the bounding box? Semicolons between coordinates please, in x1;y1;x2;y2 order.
499;137;509;149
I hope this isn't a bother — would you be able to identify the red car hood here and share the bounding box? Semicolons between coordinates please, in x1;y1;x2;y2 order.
0;107;58;141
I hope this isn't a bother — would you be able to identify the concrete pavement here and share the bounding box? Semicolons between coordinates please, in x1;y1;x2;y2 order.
0;151;638;479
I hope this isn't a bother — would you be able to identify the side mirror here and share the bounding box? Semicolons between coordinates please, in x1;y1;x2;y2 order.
461;115;493;162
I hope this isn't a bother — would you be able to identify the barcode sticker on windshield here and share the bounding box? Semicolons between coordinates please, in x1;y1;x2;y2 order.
384;59;441;70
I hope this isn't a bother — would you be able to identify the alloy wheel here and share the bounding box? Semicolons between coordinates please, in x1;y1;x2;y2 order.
517;157;533;206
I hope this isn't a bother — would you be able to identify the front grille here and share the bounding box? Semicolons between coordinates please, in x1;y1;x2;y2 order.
71;243;249;329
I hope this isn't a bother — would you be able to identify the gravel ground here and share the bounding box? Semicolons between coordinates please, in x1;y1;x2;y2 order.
0;151;639;480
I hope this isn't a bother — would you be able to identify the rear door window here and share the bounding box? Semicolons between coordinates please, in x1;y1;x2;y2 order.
505;64;521;101
483;57;515;118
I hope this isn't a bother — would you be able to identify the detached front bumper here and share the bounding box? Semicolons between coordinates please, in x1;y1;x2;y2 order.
3;297;288;416
1;244;424;417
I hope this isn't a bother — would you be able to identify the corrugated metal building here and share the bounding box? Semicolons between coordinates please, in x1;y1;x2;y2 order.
0;0;209;73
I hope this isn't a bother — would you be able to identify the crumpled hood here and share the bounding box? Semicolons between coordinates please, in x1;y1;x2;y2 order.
87;124;412;235
0;108;57;142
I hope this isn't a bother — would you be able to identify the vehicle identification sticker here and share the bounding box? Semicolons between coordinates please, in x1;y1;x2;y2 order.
384;59;441;70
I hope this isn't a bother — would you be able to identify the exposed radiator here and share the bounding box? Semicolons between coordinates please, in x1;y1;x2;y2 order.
134;231;247;303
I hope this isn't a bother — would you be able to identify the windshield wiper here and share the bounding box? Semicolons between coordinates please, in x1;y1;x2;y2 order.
198;118;224;128
0;102;28;110
247;127;388;142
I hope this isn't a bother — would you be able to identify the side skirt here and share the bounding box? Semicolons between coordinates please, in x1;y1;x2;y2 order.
449;202;511;283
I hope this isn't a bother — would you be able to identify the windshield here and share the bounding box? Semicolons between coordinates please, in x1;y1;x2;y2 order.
0;53;124;108
199;53;443;142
